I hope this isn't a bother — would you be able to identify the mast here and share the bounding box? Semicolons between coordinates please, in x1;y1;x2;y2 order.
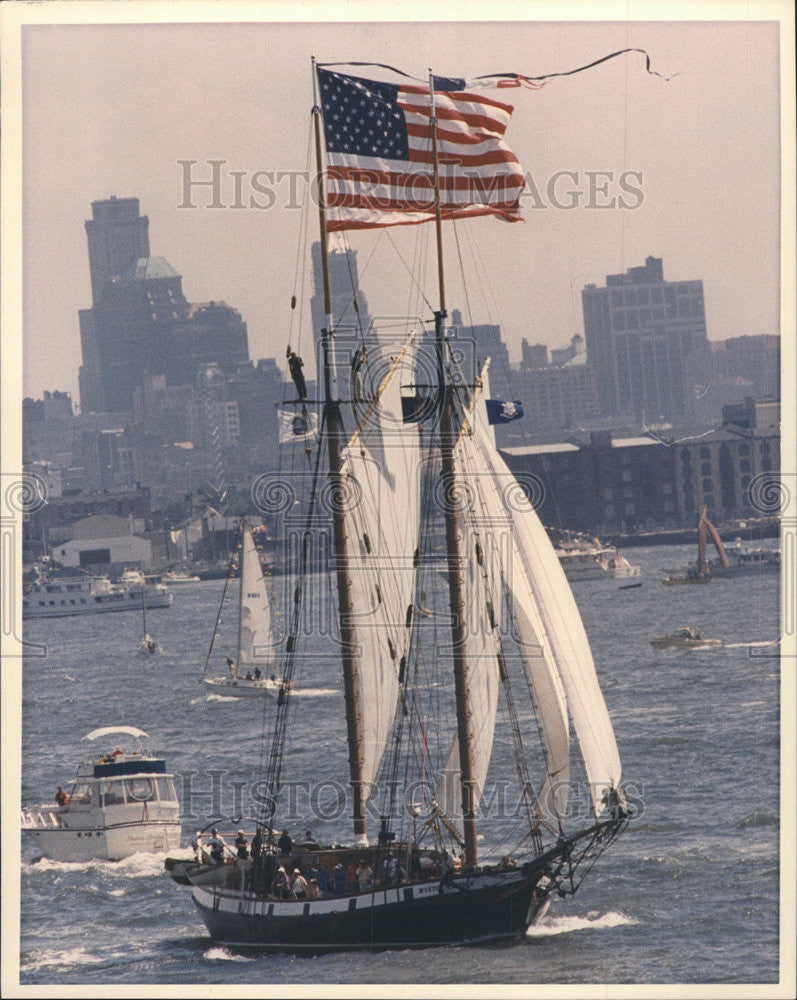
429;70;479;868
312;58;367;841
234;520;246;679
697;506;708;574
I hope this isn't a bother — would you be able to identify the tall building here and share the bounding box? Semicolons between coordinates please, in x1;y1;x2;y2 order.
310;239;372;347
581;256;709;421
78;197;249;412
84;196;150;303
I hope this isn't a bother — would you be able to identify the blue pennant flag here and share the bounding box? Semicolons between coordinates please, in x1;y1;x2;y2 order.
485;399;524;425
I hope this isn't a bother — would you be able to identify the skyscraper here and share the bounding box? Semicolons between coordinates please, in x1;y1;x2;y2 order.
581;256;709;421
78;197;249;412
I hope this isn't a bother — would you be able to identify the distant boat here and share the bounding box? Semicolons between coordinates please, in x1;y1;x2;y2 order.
551;531;640;582
162;569;201;585
650;626;721;649
23;567;172;619
712;539;780;578
202;520;287;699
661;507;728;585
21;726;181;861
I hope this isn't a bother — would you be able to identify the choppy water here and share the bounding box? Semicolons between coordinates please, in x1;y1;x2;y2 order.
14;544;781;987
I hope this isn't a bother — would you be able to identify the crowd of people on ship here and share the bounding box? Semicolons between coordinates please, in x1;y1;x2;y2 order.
195;825;461;899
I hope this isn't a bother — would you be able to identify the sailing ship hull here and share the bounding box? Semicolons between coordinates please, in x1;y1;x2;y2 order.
192;865;545;952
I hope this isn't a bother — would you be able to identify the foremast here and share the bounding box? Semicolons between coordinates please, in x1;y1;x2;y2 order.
312;58;367;841
429;71;479;869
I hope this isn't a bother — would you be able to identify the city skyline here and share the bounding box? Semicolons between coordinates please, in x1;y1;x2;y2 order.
6;8;787;405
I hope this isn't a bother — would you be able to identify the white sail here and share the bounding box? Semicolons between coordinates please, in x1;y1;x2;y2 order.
435;495;502;829
436;407;570;832
470;394;622;817
238;526;276;669
338;333;422;794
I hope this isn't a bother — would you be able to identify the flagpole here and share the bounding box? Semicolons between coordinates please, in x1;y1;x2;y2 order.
429;69;478;869
311;56;367;843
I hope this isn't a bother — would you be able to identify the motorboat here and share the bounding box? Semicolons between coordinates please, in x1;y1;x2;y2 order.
162;569;201;585
23;568;172;619
650;627;721;649
21;726;181;861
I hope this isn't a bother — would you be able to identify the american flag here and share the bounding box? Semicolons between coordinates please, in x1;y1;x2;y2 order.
316;67;526;231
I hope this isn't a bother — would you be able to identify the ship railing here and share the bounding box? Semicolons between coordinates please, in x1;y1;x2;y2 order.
20;807;61;829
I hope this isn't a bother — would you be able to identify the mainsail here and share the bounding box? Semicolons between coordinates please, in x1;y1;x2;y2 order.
237;525;276;669
337;334;422;795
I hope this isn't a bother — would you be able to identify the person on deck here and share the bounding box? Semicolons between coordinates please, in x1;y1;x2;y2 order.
333;863;346;896
55;786;68;807
290;868;308;900
207;828;224;865
254;667;262;679
346;860;358;894
277;829;293;856
316;862;331;897
273;865;291;899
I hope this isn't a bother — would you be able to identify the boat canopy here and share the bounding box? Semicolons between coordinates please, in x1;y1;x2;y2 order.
82;726;149;742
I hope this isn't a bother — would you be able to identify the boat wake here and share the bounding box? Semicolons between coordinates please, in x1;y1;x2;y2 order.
723;639;779;649
203;946;256;963
526;910;635;938
291;687;337;697
23;852;167;878
204;694;241;703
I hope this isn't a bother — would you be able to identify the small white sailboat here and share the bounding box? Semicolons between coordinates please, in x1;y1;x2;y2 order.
202;521;286;698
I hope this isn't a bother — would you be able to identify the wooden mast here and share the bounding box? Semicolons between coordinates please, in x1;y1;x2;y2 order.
311;58;367;841
429;70;479;868
234;519;246;678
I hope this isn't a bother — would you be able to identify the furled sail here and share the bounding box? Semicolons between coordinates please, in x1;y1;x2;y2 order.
338;332;422;794
238;525;276;668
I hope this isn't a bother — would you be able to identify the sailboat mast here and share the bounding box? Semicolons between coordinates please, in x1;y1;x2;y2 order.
429;70;478;868
234;520;246;678
312;58;367;841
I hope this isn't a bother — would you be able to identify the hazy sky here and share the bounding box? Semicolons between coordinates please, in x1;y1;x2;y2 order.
10;6;788;401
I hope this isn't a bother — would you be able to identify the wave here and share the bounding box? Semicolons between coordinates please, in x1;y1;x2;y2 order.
203;946;256;963
205;694;241;703
527;909;635;938
292;687;337;697
23;852;166;878
21;946;106;973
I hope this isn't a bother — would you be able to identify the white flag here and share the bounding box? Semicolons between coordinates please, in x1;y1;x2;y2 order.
278;409;319;444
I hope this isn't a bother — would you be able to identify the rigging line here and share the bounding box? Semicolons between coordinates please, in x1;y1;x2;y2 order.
287;114;316;357
384;227;435;316
259;409;328;837
451;219;476;332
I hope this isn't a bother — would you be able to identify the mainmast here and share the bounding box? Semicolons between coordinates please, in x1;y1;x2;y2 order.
429;71;479;868
234;520;246;679
312;58;367;841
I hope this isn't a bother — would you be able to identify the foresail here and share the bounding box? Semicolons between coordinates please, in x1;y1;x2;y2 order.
238;526;276;667
471;406;622;818
457;418;570;832
338;332;421;794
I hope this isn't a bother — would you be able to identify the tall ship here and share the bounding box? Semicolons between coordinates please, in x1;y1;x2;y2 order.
188;58;634;952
